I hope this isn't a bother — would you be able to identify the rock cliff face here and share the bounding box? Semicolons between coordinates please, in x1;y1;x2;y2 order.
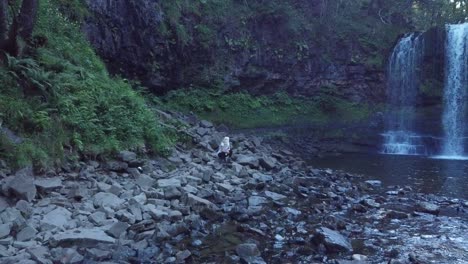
83;0;385;102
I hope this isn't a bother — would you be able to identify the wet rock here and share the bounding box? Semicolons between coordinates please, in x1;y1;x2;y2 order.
50;228;115;247
16;225;37;241
4;174;36;202
314;227;353;253
93;192;124;209
236;243;265;264
416;202;440;215
106;221;129;238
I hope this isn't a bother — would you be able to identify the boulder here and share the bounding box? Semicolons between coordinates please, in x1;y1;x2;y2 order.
0;223;11;238
314;227;353;253
27;246;52;264
416;202;440;215
50;228;115;247
4;174;36;202
118;151;137;163
93;192;123;209
34;178;62;193
135;174;155;189
252;173;273;183
236;155;259;168
0;197;8;213
248;196;268;207
183;193;218;211
106;161;128;172
264;191;287;201
105;221;129;238
16;225;37;242
259;156;277;171
157;178;181;188
236;243;265;264
41;207;72;230
199;120;214;128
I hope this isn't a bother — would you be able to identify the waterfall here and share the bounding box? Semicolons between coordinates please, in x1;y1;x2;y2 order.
382;33;426;155
441;23;468;158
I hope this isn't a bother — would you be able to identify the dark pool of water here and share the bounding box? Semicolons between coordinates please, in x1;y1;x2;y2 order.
308;153;468;200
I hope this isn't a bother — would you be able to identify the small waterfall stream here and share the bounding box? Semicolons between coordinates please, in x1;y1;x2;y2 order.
440;23;468;158
382;33;426;155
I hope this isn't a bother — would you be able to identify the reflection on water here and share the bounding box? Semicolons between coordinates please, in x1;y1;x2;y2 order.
308;153;468;199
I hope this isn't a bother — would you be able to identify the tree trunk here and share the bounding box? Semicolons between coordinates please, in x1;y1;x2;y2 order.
2;0;38;56
16;0;38;41
0;0;7;43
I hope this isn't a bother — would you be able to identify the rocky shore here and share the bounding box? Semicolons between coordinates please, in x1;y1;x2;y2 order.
0;114;467;264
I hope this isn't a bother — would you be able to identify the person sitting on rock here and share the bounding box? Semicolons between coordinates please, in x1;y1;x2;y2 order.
217;136;233;161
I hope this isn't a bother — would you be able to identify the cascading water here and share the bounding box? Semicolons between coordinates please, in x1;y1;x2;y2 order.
382;33;426;155
440;23;468;158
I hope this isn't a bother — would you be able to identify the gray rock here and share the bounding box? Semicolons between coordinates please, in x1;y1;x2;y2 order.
0;196;8;213
0;223;11;238
105;221;128;238
52;248;83;264
252;173;273;183
135;174;155;189
0;208;25;227
314;227;353;253
50;228;115;247
88;211;107;226
93;192;123;209
199;120;214;128
16;225;37;241
15;200;32;217
68;184;87;200
236;243;265;264
259;156;277;170
248;196;268;207
236;155;259;168
196;127;210;137
86;248;111;261
216;183;234;193
41;207;72;230
34;178;62;193
118;151;137;163
365;180;382;187
157;178;181;188
416;202;440;215
4;174;36;202
106;161;128;172
264;191;286;201
27;246;52;264
183;193;218;211
164;186;182;199
176;249;192;261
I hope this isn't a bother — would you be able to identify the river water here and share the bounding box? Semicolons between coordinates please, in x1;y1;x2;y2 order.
309;153;468;200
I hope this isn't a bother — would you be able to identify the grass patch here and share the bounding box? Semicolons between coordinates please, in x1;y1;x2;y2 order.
163;88;374;129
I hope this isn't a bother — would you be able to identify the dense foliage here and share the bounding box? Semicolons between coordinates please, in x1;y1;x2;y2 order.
0;0;171;169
